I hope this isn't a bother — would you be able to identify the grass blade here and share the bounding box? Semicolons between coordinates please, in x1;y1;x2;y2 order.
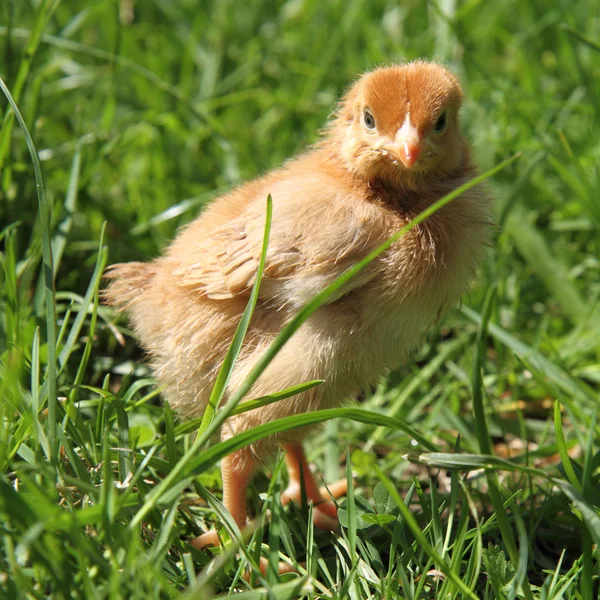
131;406;439;528
228;380;325;417
196;194;272;437
553;400;582;492
560;23;600;53
0;0;51;169
58;224;107;369
0;74;58;462
374;466;479;600
471;286;533;600
345;449;357;564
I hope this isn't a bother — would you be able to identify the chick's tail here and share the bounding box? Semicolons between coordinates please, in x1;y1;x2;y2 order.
102;262;157;311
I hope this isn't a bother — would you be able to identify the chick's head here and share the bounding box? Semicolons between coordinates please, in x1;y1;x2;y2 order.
331;62;467;188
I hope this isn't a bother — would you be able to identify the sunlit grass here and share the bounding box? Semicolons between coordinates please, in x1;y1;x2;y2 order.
1;0;599;598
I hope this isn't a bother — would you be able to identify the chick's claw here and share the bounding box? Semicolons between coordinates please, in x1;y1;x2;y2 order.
191;528;221;549
253;557;299;579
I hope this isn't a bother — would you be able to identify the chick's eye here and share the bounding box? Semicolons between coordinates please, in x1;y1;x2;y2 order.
363;109;376;130
434;111;447;133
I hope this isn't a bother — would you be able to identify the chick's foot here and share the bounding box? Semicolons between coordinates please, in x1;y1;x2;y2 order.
191;450;255;549
280;442;349;531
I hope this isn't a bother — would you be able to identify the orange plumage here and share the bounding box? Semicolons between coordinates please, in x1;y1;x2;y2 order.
104;61;491;547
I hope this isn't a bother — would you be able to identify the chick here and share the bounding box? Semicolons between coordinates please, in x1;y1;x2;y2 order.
104;61;491;548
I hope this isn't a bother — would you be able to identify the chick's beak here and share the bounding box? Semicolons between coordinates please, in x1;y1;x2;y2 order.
398;139;421;169
386;116;421;169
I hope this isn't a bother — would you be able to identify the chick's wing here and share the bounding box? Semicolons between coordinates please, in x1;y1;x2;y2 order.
170;175;381;307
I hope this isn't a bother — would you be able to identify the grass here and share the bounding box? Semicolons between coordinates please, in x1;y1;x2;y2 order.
1;0;599;598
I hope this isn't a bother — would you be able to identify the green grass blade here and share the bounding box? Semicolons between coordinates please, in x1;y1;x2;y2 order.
51;146;81;271
30;327;40;418
462;305;595;405
161;380;324;441
184;407;440;476
0;74;58;462
471;285;533;600
196;194;272;438
58;224;107;369
374;466;479;600
345;449;357;564
266;456;284;586
553;400;582;492
405;451;544;477
228;380;325;417
505;206;594;327
560;23;600;53
0;0;51;169
554;480;600;558
471;285;495;456
163;401;177;468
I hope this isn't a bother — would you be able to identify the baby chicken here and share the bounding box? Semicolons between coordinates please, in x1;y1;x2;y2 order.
105;61;491;548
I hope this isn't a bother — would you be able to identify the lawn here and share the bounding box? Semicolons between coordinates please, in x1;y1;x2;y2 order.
1;0;599;598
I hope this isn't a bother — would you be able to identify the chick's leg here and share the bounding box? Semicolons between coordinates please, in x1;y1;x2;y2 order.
280;442;346;531
192;450;255;549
